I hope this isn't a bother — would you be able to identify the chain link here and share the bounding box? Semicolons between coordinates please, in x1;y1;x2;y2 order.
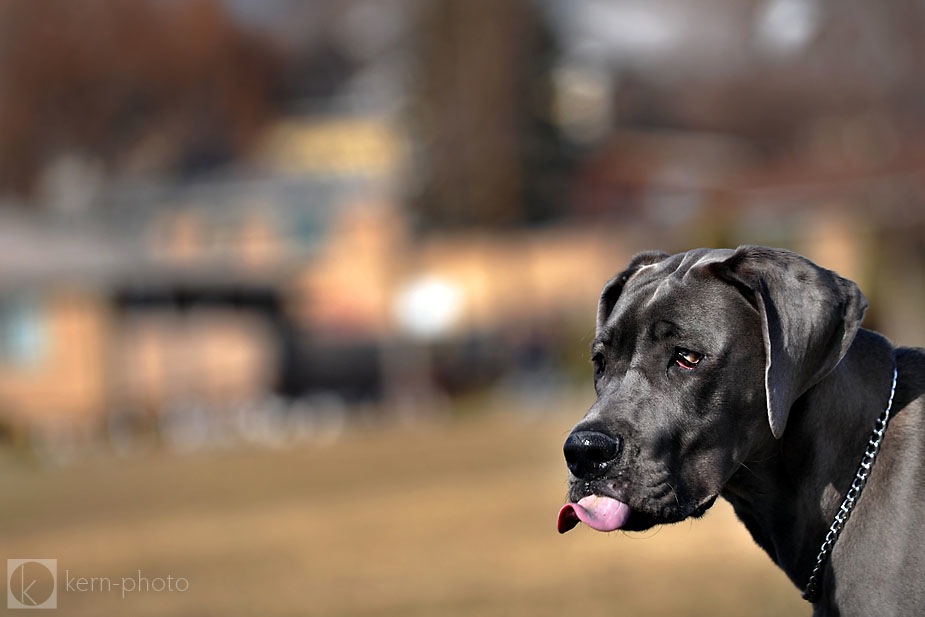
802;365;898;603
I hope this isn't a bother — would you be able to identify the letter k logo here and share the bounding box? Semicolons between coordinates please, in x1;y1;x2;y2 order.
7;559;57;609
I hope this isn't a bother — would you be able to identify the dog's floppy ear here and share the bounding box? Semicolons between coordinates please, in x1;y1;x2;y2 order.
708;246;867;439
597;251;670;329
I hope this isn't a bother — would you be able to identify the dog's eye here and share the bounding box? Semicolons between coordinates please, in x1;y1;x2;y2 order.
674;348;703;370
592;353;605;380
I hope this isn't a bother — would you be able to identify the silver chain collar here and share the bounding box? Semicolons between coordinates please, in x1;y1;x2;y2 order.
802;364;899;603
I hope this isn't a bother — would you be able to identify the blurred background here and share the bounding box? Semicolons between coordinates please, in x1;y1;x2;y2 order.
0;0;923;615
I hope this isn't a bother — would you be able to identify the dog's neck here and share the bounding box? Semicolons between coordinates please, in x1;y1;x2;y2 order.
721;328;896;592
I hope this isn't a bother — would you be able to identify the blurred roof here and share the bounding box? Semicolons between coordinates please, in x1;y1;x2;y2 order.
0;211;134;288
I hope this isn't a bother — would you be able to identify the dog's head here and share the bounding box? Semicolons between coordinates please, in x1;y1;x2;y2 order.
558;246;867;533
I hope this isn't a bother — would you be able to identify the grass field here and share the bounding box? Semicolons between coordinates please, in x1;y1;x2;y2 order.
0;406;809;616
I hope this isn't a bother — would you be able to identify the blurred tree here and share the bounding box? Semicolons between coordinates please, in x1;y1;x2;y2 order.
603;0;925;159
0;0;282;199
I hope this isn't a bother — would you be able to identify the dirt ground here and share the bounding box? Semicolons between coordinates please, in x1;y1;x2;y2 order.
0;408;809;616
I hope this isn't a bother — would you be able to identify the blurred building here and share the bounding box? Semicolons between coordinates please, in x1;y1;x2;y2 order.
0;0;923;458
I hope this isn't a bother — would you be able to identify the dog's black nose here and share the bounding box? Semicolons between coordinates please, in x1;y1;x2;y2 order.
563;430;622;479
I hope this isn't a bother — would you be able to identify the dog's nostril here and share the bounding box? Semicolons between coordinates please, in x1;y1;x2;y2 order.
563;430;622;479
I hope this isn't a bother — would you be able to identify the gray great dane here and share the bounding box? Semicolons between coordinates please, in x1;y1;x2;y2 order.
557;246;925;616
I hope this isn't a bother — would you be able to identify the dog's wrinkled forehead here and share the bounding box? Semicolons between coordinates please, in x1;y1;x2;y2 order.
661;248;736;273
599;248;737;332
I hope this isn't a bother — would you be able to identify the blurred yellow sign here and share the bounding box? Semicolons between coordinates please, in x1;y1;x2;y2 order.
259;117;404;177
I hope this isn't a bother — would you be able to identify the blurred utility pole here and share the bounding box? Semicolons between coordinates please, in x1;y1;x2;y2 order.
408;0;554;230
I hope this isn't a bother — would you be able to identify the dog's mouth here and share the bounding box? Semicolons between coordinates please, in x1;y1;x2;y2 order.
557;488;717;534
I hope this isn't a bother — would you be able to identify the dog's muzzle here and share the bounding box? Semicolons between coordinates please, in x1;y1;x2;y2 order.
559;430;630;533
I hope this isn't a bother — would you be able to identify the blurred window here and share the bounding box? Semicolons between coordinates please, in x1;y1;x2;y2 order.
0;295;47;368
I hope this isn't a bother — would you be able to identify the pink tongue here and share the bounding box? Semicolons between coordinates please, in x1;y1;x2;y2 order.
557;495;631;534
